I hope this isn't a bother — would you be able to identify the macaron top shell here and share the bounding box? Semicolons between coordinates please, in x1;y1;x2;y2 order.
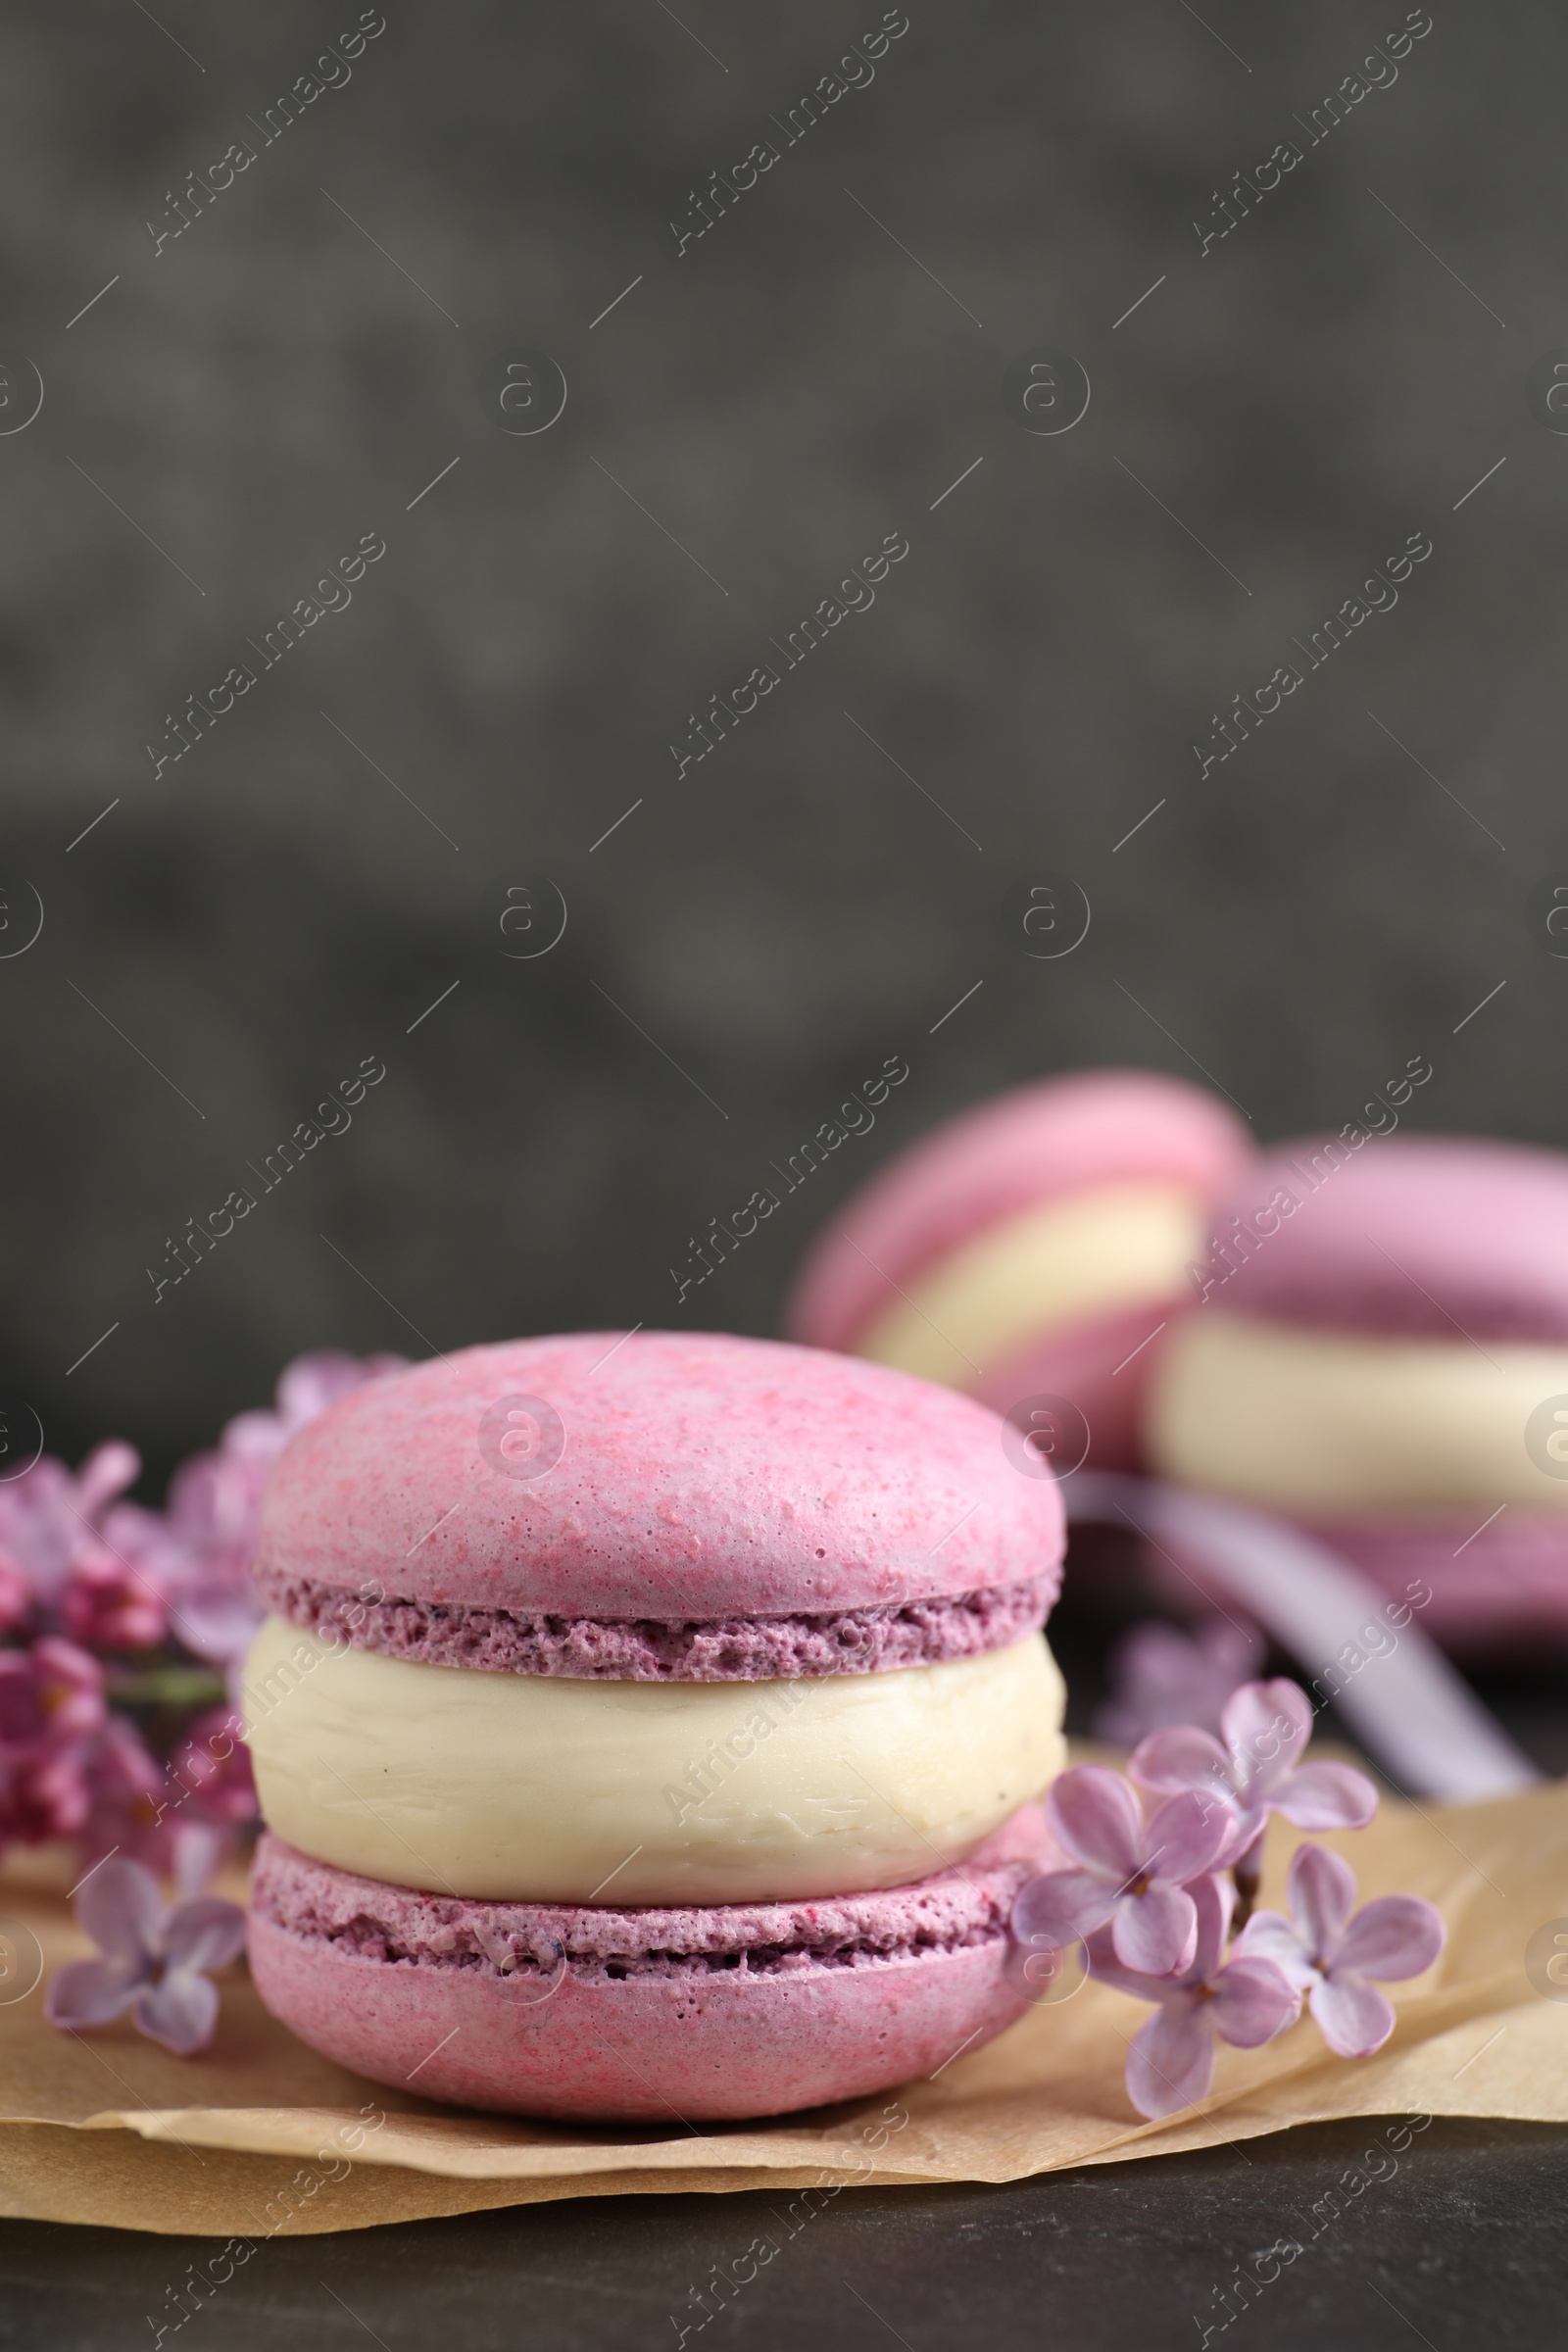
1202;1136;1568;1343
254;1330;1064;1620
787;1068;1251;1355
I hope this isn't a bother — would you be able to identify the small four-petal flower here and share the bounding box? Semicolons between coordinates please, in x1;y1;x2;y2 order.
1012;1764;1233;1976
1236;1841;1445;2057
1087;1874;1301;2118
1131;1677;1378;1870
45;1855;245;2055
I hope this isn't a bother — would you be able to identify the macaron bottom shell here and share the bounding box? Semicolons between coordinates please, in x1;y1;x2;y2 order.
247;1824;1048;2122
247;1913;1032;2121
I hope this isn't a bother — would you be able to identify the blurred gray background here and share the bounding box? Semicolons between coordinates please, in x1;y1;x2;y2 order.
3;0;1562;1483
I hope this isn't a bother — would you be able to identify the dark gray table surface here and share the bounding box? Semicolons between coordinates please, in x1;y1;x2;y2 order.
2;2116;1564;2351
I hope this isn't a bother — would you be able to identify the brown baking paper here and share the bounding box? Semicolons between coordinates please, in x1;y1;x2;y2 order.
3;1777;1566;2235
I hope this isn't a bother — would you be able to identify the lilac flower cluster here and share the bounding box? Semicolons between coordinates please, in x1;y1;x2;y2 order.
1010;1679;1446;2118
0;1349;400;1888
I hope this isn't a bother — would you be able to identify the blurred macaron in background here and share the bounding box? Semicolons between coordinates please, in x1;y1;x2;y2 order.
1147;1130;1568;1660
786;1068;1252;1470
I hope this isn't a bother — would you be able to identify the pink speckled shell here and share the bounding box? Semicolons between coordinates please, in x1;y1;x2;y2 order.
247;1813;1050;2121
1202;1135;1568;1342
254;1332;1064;1619
786;1069;1250;1358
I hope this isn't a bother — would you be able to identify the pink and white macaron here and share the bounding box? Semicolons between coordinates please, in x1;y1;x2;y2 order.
786;1070;1251;1468
242;1331;1067;2119
1146;1133;1568;1654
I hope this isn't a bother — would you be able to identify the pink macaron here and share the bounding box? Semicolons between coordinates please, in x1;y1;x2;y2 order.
1146;1131;1568;1654
787;1069;1252;1469
243;1331;1067;2119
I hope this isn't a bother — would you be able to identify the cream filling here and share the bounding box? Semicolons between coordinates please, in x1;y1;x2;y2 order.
856;1182;1204;1390
1149;1313;1568;1513
241;1619;1066;1905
